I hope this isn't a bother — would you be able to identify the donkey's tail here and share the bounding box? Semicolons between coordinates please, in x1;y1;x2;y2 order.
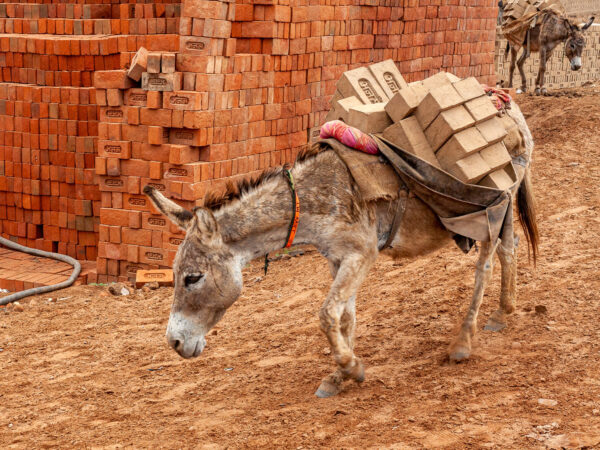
516;168;539;265
504;41;510;60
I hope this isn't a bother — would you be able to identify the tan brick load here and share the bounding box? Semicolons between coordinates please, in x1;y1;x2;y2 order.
325;61;519;192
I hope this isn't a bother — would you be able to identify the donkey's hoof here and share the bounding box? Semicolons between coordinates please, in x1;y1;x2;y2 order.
315;380;341;398
485;310;508;332
344;358;365;383
448;344;471;362
541;88;549;96
534;87;541;96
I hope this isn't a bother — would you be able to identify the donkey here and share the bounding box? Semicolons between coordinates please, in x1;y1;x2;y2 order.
507;15;594;95
144;105;538;398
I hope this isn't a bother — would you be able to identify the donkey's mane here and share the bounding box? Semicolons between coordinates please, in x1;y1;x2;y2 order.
203;143;322;211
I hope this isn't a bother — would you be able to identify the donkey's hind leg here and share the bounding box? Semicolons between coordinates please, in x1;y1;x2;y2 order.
448;240;499;362
316;252;376;398
485;235;518;332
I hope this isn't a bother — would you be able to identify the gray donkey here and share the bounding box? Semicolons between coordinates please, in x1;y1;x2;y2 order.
507;15;594;95
144;104;538;398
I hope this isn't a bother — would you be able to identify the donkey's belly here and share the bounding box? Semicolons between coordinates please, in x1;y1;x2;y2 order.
375;196;453;259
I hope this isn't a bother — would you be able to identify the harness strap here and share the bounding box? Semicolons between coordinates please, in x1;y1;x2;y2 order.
382;191;407;249
264;168;300;275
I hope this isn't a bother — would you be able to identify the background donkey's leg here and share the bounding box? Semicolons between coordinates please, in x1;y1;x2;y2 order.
485;234;518;332
316;252;376;398
448;240;498;362
517;49;529;92
535;48;550;95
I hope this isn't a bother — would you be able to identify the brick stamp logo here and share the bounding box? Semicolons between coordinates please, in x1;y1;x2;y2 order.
128;197;146;206
104;145;122;153
106;109;123;118
105;178;123;187
169;237;183;245
147;183;165;191
146;272;166;279
167;168;187;177
186;41;206;50
170;96;189;105
130;93;146;102
383;72;400;94
145;252;163;261
148;217;166;226
358;78;383;103
149;77;167;86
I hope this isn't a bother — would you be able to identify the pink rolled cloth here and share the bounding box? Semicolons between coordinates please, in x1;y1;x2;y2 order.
320;120;379;155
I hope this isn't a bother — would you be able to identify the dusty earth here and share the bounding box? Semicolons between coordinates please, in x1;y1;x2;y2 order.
1;91;600;448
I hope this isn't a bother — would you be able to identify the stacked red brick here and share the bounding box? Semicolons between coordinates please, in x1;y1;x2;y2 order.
88;0;497;282
0;0;181;277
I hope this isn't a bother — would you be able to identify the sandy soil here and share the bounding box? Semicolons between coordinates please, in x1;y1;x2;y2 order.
1;91;600;448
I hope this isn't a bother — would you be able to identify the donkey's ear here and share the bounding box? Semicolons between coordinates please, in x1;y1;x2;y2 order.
193;208;222;246
143;185;194;230
582;16;595;31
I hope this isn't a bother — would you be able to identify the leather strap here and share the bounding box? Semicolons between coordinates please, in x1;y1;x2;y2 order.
382;191;407;249
283;169;300;248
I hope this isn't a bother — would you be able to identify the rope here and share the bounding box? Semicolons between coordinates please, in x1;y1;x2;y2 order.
0;236;81;306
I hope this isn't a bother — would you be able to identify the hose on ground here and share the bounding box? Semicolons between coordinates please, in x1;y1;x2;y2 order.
0;236;81;306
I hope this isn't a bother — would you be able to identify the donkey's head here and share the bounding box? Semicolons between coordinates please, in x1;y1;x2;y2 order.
565;17;594;71
144;186;243;359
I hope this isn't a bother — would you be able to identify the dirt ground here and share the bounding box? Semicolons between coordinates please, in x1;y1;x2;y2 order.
1;90;600;449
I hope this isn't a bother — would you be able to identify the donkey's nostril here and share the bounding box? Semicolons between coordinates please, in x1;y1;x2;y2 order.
173;339;181;350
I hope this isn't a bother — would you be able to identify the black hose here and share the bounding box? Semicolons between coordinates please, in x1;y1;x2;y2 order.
0;236;81;306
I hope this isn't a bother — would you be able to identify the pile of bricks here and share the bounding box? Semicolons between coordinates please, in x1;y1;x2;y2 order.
0;3;181;36
495;25;600;89
0;0;180;283
1;0;500;284
329;61;517;189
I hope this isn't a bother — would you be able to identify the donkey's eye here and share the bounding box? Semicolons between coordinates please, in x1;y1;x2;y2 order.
184;274;204;287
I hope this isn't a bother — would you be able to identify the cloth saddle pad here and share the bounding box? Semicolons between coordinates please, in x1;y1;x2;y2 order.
502;2;565;49
371;136;515;245
321;138;403;203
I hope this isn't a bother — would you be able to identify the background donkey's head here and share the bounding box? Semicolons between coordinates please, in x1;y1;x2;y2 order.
564;16;594;71
144;186;243;359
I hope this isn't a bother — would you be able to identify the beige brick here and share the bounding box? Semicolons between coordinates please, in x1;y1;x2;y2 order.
415;83;464;129
465;95;498;123
448;152;491;184
336;67;388;104
385;85;428;122
348;103;392;133
478;163;517;190
479;142;512;172
436;127;488;168
382;116;441;169
334;96;363;123
308;126;321;143
476;117;508;144
421;72;460;91
425;105;475;151
141;73;182;92
452;77;486;102
368;59;408;98
329;90;344;107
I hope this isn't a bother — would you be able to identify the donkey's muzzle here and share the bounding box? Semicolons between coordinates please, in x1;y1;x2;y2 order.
166;311;206;358
167;332;206;358
570;57;582;71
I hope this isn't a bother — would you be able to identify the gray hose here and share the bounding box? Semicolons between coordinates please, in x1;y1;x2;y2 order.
0;236;81;306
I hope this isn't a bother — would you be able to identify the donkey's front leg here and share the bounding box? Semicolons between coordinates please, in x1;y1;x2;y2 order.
485;236;518;331
316;253;376;398
449;240;499;362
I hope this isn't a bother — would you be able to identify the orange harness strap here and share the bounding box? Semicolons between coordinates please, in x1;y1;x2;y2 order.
283;169;300;248
264;168;300;275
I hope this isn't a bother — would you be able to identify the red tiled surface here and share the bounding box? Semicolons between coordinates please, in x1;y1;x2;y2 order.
0;245;94;292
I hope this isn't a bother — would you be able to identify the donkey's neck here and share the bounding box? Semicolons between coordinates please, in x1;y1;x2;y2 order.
212;164;309;264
